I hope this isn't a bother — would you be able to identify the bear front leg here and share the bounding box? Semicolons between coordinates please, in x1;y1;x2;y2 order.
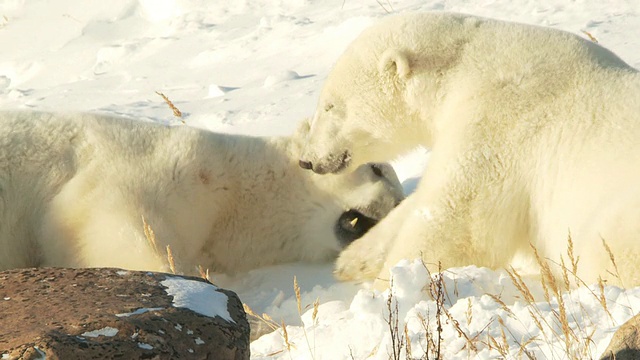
370;160;494;290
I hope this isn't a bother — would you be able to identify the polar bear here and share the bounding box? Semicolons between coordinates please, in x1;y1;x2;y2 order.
299;12;640;288
0;111;404;275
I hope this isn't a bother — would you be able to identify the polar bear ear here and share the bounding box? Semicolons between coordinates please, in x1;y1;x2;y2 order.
378;48;411;79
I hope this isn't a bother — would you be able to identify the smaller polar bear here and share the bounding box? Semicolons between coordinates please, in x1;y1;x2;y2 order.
0;111;404;275
299;12;640;288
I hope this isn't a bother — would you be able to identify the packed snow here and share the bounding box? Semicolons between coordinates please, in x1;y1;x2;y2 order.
115;307;164;318
80;327;119;338
2;0;640;359
161;277;234;323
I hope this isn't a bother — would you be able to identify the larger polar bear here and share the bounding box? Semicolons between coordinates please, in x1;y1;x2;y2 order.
0;111;404;274
299;12;640;288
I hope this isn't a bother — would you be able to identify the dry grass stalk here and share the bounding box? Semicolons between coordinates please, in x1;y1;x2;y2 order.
554;289;575;356
386;279;405;360
430;264;444;360
528;308;544;334
465;298;473;326
293;276;315;359
294;276;302;314
487;293;515;317
566;233;580;285
531;244;577;355
560;257;571;291
443;305;479;353
281;320;292;352
597;277;614;322
142;215;160;256
312;298;319;324
403;324;412;360
488;334;507;358
507;267;535;304
155;91;184;120
601;237;623;286
581;30;599;43
166;245;176;274
375;0;394;13
312;298;319;359
197;265;210;282
243;303;280;332
417;312;434;358
517;336;538;360
530;244;552;303
497;317;509;356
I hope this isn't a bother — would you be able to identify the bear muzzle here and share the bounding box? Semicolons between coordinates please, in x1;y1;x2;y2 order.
299;150;352;174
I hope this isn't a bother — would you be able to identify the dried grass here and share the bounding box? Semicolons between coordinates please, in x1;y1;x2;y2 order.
142;215;159;256
166;245;176;274
155;91;184;120
581;30;599;43
392;236;625;360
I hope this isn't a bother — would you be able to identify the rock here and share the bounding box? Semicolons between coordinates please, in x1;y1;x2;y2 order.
601;313;640;360
0;267;249;359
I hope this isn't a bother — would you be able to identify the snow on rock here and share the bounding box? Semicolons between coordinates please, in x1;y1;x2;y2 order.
161;277;234;323
115;307;164;317
137;342;153;350
81;327;119;338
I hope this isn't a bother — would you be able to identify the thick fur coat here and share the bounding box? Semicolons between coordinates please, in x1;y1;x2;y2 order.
0;111;404;274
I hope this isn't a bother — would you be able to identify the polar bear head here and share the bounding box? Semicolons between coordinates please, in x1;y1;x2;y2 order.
289;118;405;255
299;13;478;174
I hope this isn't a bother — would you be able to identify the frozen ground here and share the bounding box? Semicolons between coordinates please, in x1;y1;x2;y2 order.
2;0;640;358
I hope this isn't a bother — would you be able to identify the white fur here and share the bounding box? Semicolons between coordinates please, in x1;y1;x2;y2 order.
0;111;404;274
300;12;640;288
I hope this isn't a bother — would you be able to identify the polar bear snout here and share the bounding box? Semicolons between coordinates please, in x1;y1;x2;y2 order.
335;209;378;247
299;149;352;174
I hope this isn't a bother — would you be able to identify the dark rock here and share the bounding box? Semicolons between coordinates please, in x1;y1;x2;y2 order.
601;313;640;360
0;267;249;359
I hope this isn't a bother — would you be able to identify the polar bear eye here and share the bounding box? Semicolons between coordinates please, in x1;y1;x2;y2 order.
324;103;334;112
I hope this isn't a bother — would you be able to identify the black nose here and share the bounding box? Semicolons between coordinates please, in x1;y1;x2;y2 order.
299;160;313;170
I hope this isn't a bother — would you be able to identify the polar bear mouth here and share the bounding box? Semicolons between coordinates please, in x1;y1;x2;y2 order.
306;150;352;174
334;209;378;247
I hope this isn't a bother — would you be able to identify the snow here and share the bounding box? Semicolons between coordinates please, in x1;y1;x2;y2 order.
115;307;164;318
32;347;45;360
2;0;640;359
81;327;119;338
161;277;234;323
137;342;154;350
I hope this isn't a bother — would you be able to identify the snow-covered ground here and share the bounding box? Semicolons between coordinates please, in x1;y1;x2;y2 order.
2;1;640;359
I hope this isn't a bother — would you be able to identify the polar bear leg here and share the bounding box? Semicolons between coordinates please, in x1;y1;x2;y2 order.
368;158;496;289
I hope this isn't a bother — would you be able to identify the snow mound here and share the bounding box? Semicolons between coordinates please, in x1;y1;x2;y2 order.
264;70;301;88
